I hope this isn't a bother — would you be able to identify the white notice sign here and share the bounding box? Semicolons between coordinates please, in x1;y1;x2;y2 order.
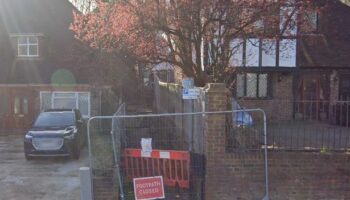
141;138;152;157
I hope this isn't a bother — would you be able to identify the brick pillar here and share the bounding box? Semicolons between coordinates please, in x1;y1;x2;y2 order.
203;83;230;200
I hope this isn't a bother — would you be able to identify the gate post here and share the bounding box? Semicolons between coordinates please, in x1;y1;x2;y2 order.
203;83;230;200
80;167;93;200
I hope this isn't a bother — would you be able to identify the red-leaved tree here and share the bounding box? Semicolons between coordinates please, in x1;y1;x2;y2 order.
71;0;322;86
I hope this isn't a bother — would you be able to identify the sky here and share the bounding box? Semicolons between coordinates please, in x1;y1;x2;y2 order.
341;0;350;6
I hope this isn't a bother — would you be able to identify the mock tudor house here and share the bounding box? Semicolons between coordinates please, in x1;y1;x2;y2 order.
229;0;350;124
0;0;118;134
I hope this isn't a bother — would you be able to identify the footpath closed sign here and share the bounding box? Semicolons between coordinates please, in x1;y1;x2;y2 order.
133;176;165;200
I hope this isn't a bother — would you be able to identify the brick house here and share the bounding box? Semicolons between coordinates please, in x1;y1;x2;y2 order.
0;0;119;134
161;0;350;123
228;0;350;122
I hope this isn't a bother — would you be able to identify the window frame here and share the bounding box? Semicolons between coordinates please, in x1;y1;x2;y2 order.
40;91;91;118
299;9;320;34
236;73;270;99
13;96;29;115
280;6;298;37
230;38;297;68
0;94;9;116
17;35;39;58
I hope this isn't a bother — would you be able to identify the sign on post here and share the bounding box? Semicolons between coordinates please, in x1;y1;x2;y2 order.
133;176;165;200
182;88;200;99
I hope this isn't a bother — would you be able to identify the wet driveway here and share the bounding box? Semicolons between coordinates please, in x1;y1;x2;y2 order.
0;135;89;200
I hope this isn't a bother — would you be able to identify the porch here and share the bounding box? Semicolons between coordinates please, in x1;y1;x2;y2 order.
0;84;118;135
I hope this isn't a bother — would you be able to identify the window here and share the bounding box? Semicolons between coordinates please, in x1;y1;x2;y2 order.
229;39;244;67
301;10;319;33
22;98;29;115
34;112;75;128
236;73;268;98
78;93;89;117
279;39;297;67
40;92;91;118
280;6;298;36
14;96;30;115
230;38;296;67
261;39;277;67
0;95;9;116
17;36;39;57
305;11;318;31
245;39;260;67
14;97;21;114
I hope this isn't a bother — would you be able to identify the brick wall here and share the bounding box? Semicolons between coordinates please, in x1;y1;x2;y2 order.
204;83;350;200
204;151;350;200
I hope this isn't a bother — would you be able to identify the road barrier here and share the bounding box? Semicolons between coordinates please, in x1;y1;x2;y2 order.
123;148;190;189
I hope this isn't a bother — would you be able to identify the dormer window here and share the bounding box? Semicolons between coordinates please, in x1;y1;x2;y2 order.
17;36;39;57
300;10;320;34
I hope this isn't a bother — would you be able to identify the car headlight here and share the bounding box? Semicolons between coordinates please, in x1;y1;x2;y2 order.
64;126;77;139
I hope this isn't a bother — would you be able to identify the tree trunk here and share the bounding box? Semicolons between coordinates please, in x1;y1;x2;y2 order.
194;71;208;87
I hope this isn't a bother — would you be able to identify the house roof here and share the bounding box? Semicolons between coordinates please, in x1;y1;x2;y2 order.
0;0;90;84
299;0;350;68
0;0;77;34
340;0;350;6
0;14;14;82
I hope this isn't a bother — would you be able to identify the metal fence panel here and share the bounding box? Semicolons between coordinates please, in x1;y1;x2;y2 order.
87;109;269;200
87;103;125;200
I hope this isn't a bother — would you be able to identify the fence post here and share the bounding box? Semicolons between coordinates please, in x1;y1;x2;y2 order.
204;83;229;153
80;167;93;200
203;83;230;200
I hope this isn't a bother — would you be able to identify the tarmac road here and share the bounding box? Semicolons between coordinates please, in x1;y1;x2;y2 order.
0;135;89;200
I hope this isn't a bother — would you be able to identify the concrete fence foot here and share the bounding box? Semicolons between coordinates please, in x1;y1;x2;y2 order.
80;167;93;200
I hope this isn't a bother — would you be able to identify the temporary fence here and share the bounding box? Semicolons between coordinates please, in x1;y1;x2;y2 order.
87;103;125;200
87;109;269;200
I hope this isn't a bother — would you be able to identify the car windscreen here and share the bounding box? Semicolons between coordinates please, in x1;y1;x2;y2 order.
33;112;75;128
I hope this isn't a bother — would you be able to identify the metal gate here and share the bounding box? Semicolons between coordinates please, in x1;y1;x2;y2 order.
87;107;269;200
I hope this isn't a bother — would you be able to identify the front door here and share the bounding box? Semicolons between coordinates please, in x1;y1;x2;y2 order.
12;94;32;131
297;74;330;120
0;88;35;133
